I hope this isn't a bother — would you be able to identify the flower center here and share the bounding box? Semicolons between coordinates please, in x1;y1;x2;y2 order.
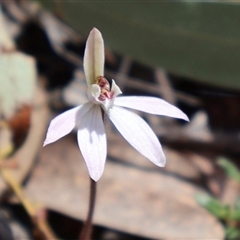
96;76;114;101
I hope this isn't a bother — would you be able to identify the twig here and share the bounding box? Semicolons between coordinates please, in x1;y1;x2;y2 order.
0;157;57;240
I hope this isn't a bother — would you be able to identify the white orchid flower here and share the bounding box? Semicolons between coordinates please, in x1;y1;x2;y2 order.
43;28;189;181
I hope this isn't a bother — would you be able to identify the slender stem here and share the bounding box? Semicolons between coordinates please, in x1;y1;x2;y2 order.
79;177;97;240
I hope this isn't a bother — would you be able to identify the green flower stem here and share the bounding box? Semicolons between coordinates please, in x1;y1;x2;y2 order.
79;177;97;240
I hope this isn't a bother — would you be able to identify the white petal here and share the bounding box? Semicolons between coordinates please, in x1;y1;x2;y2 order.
84;28;104;85
108;106;166;167
77;105;106;181
111;80;122;98
43;102;92;146
87;84;101;103
114;96;189;121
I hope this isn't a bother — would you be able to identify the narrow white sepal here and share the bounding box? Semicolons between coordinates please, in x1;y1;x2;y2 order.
114;96;189;121
43;106;81;146
108;106;166;167
77;105;107;181
43;102;92;146
84;28;104;85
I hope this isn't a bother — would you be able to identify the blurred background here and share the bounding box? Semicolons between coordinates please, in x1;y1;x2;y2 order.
0;0;240;239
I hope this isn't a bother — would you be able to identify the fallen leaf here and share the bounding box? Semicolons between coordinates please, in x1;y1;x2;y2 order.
24;134;224;239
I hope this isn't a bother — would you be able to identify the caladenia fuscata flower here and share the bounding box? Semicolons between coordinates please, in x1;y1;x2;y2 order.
43;28;189;181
